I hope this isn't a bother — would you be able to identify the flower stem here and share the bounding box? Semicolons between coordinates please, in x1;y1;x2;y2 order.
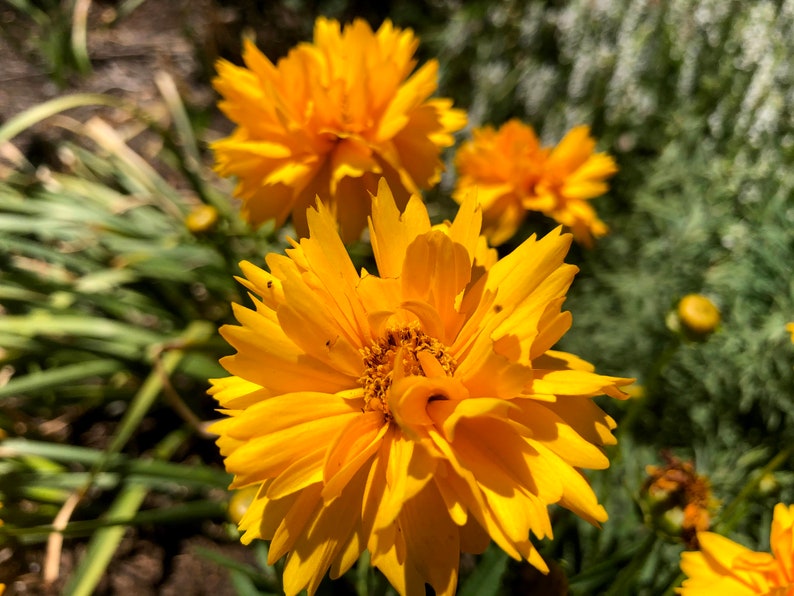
714;446;793;534
603;531;657;596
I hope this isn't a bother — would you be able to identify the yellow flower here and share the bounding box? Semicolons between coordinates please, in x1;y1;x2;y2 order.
679;503;794;595
452;120;548;246
212;18;466;243
210;179;631;596
786;322;794;343
537;126;618;247
453;120;617;246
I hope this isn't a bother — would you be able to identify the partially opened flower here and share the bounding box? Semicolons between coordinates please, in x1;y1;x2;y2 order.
210;179;631;595
678;503;794;595
212;17;466;243
453;120;617;247
641;453;716;548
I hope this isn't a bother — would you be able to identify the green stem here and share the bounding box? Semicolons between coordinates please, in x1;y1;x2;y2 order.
714;446;793;534
618;336;680;437
661;572;685;596
355;550;371;596
603;532;657;596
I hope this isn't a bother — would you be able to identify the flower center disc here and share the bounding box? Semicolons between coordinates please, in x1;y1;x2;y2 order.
359;324;456;418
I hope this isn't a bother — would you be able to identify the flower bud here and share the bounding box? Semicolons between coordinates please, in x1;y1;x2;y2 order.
757;472;780;497
185;204;219;234
672;294;721;340
227;486;258;525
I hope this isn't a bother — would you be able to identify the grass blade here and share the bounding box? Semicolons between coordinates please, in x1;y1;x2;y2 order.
0;360;125;399
60;429;190;595
0;94;123;145
70;0;92;74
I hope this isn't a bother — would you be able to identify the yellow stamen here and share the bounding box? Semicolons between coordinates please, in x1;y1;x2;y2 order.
359;323;457;418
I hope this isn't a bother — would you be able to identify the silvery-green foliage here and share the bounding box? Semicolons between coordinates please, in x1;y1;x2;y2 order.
429;0;794;446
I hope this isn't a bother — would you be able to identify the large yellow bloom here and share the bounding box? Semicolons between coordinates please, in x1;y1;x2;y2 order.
453;120;617;247
679;503;794;595
210;179;630;595
212;17;466;243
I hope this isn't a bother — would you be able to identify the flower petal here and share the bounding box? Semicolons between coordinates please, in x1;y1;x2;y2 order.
369;178;431;279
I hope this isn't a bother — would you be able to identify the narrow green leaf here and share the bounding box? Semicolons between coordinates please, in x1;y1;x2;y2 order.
0;94;122;145
3;500;227;542
70;0;92;74
0;314;163;345
62;429;189;595
79;118;187;217
0;285;46;302
0;359;124;398
154;71;232;216
62;482;148;596
229;570;276;596
102;323;211;461
0;439;231;489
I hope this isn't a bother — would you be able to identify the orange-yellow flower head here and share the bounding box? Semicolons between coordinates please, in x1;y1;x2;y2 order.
453;120;617;247
212;17;466;243
210;179;631;595
679;503;794;595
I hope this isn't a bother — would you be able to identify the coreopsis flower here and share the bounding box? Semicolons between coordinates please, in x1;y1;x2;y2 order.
212;17;466;243
786;322;794;343
641;453;716;548
453;120;617;247
452;120;548;246
210;179;631;595
678;503;794;595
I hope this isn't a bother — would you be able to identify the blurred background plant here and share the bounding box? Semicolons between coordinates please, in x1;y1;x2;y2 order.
1;0;793;594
